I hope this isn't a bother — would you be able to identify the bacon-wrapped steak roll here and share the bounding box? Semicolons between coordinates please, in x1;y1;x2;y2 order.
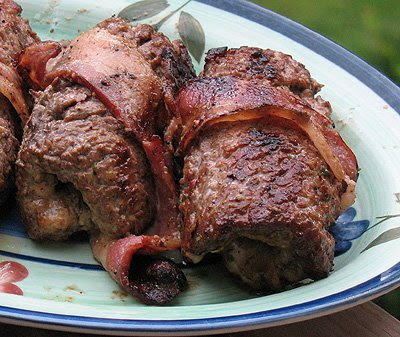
17;18;194;304
0;0;38;206
175;47;357;291
202;47;332;117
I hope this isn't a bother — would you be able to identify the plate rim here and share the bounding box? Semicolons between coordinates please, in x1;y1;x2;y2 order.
2;0;400;334
0;262;399;335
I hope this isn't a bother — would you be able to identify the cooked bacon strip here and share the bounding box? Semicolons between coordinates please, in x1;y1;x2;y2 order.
202;46;333;117
0;62;29;123
17;18;194;304
90;136;182;305
90;137;182;305
0;0;38;123
0;0;39;124
18;24;181;227
175;74;358;291
95;136;182;305
18;41;62;91
142;136;181;238
175;76;357;210
91;233;184;305
0;0;39;206
19;28;162;140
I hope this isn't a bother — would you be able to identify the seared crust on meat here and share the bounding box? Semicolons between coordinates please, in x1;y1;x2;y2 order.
96;19;195;133
16;18;195;304
203;46;331;116
180;118;340;289
175;76;357;187
16;80;155;240
16;18;195;241
175;46;358;291
98;19;195;98
0;0;38;66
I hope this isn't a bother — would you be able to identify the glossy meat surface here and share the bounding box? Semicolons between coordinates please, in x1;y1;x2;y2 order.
98;19;195;100
23;27;163;140
175;76;357;200
176;47;358;291
180;118;340;289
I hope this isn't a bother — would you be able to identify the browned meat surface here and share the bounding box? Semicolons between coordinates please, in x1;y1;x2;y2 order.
98;19;195;103
19;19;196;237
180;118;340;290
21;19;195;136
0;96;19;205
17;80;155;240
100;19;195;132
17;18;196;240
0;0;38;207
175;76;357;192
203;47;331;116
0;0;38;66
17;18;194;304
174;47;358;291
21;27;164;140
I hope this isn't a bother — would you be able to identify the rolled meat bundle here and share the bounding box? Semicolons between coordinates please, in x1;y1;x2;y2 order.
0;0;38;206
17;18;194;304
174;47;358;291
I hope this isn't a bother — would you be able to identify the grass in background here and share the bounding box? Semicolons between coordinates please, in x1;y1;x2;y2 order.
251;0;400;319
251;0;400;85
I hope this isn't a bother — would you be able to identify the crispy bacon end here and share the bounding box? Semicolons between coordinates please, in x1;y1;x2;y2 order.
91;234;185;305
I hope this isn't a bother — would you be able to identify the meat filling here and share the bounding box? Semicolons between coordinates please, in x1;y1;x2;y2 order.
16;18;195;304
180;119;340;289
174;46;357;291
17;80;155;240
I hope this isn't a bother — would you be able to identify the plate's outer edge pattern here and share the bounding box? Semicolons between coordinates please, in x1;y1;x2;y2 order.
0;262;399;335
198;0;400;114
0;0;399;335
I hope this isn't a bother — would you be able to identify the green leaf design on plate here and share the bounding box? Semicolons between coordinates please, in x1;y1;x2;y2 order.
178;11;205;63
361;227;400;252
118;0;169;22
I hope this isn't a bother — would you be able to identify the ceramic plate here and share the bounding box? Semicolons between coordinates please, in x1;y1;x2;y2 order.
1;0;400;335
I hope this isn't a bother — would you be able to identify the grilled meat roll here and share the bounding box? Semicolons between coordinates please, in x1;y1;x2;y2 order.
17;18;194;304
0;0;38;206
174;47;357;291
202;46;332;117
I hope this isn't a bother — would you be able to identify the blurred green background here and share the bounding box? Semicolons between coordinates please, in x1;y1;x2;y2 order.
251;0;400;319
251;0;400;85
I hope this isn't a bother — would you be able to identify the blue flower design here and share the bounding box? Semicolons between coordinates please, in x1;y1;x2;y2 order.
329;207;370;256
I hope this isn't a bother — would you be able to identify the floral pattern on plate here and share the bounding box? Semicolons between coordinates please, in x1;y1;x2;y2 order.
329;207;369;256
0;261;28;295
